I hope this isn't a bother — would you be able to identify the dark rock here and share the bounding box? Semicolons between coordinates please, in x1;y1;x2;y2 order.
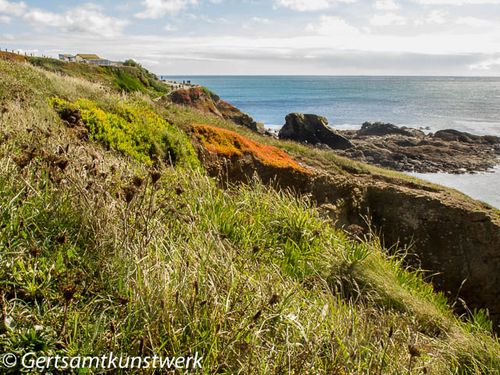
357;122;423;137
434;129;500;144
215;100;264;133
336;125;500;174
278;113;354;150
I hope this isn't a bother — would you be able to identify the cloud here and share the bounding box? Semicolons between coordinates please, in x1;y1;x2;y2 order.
469;57;500;70
412;0;500;4
136;0;198;19
242;16;271;29
422;10;447;24
23;4;128;38
306;16;361;37
251;16;271;24
374;0;399;10
274;0;356;12
455;16;492;27
370;13;406;26
0;0;25;16
164;23;178;31
0;14;11;23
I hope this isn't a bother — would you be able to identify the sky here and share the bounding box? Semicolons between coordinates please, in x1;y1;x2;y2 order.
1;0;500;75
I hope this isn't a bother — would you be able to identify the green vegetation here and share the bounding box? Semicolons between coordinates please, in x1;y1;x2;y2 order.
50;97;199;168
0;57;499;374
28;57;171;97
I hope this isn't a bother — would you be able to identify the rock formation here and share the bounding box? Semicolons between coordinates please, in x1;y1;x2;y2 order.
337;122;500;173
278;113;354;150
167;87;265;134
357;121;424;137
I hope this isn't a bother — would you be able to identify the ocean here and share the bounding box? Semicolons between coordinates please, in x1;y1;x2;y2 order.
165;76;500;207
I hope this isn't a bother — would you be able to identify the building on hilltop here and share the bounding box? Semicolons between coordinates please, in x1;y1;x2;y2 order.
59;54;76;62
58;53;122;66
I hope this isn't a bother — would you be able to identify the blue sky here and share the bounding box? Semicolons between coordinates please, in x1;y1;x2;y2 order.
1;0;500;75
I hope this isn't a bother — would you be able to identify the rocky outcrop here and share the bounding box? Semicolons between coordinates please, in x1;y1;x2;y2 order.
434;129;500;145
357;122;423;137
194;124;500;331
337;123;500;173
167;87;265;134
279;113;353;150
364;183;500;326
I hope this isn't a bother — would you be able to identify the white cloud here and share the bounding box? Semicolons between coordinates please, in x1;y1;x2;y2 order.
414;10;448;25
243;16;271;29
306;16;361;37
0;0;26;16
370;13;406;26
0;14;11;23
136;0;198;19
251;17;271;24
164;23;178;31
469;57;500;70
455;16;492;27
374;0;400;10
274;0;356;12
23;4;128;38
413;0;500;4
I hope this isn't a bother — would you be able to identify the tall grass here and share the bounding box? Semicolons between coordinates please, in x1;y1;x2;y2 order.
0;58;499;374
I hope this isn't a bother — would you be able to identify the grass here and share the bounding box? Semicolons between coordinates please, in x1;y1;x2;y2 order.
0;57;499;374
28;57;171;98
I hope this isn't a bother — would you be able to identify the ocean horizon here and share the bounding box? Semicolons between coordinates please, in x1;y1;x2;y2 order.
165;75;500;207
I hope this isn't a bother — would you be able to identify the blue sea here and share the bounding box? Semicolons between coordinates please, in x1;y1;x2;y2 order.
165;76;500;207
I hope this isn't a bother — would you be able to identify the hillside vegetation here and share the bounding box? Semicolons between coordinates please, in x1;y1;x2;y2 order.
28;56;170;97
0;58;499;374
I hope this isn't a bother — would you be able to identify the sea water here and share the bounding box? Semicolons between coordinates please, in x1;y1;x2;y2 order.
165;75;500;207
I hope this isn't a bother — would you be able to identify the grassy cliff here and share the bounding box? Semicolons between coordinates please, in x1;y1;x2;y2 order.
0;58;499;374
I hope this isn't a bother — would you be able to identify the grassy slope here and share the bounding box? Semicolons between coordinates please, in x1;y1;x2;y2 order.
0;59;499;374
28;56;171;98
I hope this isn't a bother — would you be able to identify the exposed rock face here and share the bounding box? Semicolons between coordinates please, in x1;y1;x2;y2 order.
167;87;264;133
364;184;500;327
279;113;354;150
195;125;500;331
337;122;500;173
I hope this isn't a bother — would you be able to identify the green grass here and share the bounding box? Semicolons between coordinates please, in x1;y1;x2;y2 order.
0;58;499;374
28;57;171;98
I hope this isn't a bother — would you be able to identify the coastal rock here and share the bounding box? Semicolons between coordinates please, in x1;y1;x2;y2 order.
357;122;423;137
336;125;500;174
434;129;500;144
278;113;354;150
167;87;264;134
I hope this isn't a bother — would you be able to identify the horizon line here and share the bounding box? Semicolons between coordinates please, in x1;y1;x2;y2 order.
159;74;500;78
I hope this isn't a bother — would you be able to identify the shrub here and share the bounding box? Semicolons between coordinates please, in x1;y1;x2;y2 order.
51;97;199;168
192;124;308;173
